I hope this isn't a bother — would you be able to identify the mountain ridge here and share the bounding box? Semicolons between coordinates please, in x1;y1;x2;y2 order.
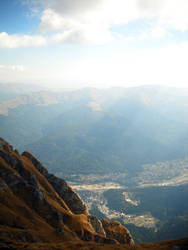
0;137;188;249
0;137;134;248
1;86;188;174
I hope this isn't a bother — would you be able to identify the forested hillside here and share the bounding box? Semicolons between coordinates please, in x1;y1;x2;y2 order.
1;85;188;242
1;86;188;175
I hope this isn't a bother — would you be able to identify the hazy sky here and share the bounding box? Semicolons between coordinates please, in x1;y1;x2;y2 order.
0;0;188;89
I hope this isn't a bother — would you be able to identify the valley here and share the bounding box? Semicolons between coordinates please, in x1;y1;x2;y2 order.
1;84;188;243
62;159;188;243
72;179;188;242
2;1;188;247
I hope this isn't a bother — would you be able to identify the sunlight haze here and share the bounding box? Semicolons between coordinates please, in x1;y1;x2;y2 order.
0;0;188;89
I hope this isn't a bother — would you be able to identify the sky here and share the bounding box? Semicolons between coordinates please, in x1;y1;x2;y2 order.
0;0;188;89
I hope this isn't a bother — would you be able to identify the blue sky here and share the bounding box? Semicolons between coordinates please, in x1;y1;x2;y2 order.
0;0;188;89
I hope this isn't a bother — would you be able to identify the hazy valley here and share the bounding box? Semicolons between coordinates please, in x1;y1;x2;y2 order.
0;83;188;244
2;1;188;248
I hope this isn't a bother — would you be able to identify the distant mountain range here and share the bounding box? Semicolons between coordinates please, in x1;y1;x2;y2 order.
1;84;188;175
0;83;47;102
1;84;188;245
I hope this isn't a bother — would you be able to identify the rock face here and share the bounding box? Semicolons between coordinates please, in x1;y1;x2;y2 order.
88;215;106;237
0;138;134;247
101;219;134;245
22;151;88;215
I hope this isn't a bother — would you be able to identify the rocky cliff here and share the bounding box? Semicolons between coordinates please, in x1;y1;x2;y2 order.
0;137;134;248
1;138;188;250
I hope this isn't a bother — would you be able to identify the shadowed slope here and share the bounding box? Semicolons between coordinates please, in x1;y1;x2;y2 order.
0;138;134;247
0;138;187;249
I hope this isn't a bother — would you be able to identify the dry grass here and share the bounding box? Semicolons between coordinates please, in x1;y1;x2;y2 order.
1;141;188;250
0;238;188;250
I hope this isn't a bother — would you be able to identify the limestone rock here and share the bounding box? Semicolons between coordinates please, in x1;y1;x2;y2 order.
0;138;134;247
88;215;106;237
22;151;88;215
101;219;134;245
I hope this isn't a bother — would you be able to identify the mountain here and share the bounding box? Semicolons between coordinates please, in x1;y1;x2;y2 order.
0;83;47;102
0;138;134;247
0;138;188;250
1;85;188;242
1;85;188;175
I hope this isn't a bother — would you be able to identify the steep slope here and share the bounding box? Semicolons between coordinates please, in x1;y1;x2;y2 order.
1;85;187;175
0;88;105;148
0;138;188;249
0;138;134;247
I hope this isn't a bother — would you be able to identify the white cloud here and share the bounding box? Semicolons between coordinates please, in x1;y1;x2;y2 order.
1;42;188;89
35;0;188;44
0;65;26;71
138;0;188;31
1;0;188;48
38;0;139;43
0;32;47;49
50;41;188;88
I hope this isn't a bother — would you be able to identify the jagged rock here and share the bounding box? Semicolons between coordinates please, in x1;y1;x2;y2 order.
22;151;88;215
47;173;88;215
22;151;48;176
0;178;9;192
0;138;7;150
29;185;46;202
94;235;117;244
0;138;135;247
0;150;21;170
101;219;134;245
0;137;12;151
88;215;106;237
0;158;26;190
27;174;38;187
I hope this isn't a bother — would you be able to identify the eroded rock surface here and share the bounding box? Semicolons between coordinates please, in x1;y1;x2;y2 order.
22;151;88;215
0;138;134;247
101;219;134;245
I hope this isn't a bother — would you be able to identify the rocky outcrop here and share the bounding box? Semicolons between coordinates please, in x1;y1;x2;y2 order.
101;219;134;245
88;215;106;237
22;151;88;215
0;137;8;150
0;138;134;247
